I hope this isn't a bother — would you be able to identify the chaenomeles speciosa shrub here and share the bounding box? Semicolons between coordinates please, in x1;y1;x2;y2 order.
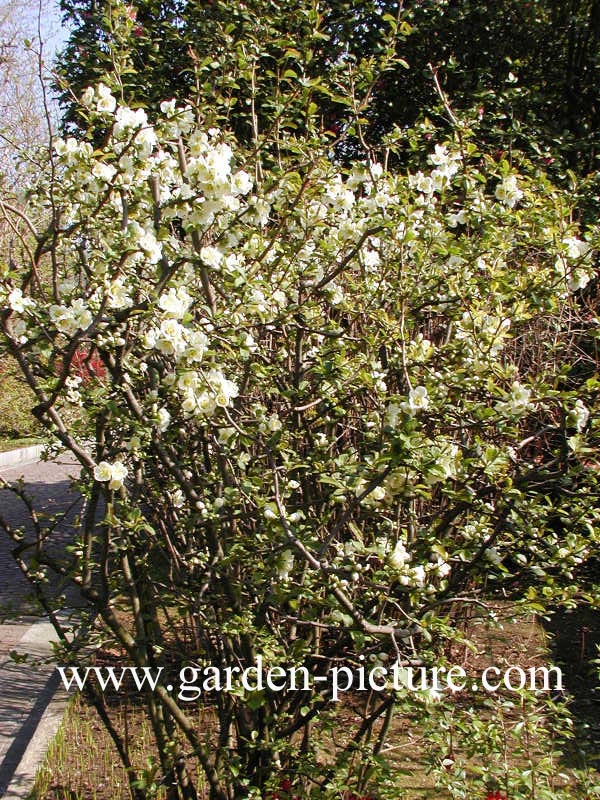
1;56;599;800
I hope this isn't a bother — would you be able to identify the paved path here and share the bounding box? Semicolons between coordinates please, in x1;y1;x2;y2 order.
0;453;81;797
0;454;83;617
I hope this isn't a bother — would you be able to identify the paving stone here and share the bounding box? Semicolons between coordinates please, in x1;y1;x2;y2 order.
0;455;82;797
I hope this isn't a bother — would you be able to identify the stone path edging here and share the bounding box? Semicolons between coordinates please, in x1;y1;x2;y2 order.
0;452;79;799
0;620;69;799
0;446;45;471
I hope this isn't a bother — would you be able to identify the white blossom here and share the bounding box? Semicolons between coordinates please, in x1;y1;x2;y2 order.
94;460;128;490
495;174;523;208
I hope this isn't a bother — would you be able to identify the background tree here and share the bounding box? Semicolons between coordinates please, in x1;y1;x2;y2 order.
55;0;600;177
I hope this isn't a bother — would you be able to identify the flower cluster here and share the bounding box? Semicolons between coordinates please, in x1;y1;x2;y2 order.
93;460;128;490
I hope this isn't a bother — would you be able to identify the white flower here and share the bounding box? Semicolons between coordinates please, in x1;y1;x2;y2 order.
496;381;534;416
568;268;591;292
434;557;451;579
389;541;410;570
81;86;95;107
185;329;208;362
218;427;236;445
7;288;32;313
401;385;429;416
107;278;132;310
156;407;171;432
154;318;186;355
158;287;192;319
205;368;238;408
563;236;592;261
49;299;92;335
495;174;523;208
448;209;468;227
199;245;223;269
276;549;294;579
94;460;128;490
411;565;426;587
171;488;185;508
266;413;282;432
108;461;128;490
9;318;28;344
91;161;117;183
93;461;113;483
114;106;148;136
231;170;253;196
96;83;117;114
567;399;590;432
138;231;162;264
134;125;157;154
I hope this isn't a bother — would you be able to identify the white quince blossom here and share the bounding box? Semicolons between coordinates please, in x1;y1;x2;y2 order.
171;488;185;508
433;557;451;579
563;236;592;260
401;385;429;416
81;86;95;107
96;83;117;114
496;381;535;417
8;318;28;344
447;209;468;227
495;174;523;208
567;399;590;432
7;288;35;313
389;541;411;570
410;565;426;587
276;549;294;580
91;161;117;183
231;170;253;196
556;236;594;292
158;287;192;319
65;375;83;405
354;478;386;507
49;299;93;335
407;334;433;363
205;368;238;408
154;318;186;356
199;245;223;269
138;230;162;264
185;329;209;362
93;460;128;490
156;407;171;432
126;222;162;264
54;136;93;166
107;278;133;310
409;171;435;195
218;427;236;445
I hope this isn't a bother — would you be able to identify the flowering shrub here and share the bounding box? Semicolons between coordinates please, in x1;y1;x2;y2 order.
1;57;599;800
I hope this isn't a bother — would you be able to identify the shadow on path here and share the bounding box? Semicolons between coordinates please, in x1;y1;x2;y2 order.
544;607;600;765
0;460;83;618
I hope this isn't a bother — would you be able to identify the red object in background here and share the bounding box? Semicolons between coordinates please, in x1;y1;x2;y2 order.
486;791;507;800
269;780;375;800
71;348;106;384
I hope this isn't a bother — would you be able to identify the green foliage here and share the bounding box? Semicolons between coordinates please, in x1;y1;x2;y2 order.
0;355;41;441
56;0;600;176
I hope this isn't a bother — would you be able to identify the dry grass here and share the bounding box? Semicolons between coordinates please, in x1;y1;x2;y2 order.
30;611;599;800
